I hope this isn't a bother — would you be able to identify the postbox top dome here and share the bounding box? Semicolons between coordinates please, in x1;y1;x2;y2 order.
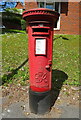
22;8;59;20
23;8;59;13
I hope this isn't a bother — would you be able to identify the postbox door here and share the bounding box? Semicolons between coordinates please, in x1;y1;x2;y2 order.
29;35;53;92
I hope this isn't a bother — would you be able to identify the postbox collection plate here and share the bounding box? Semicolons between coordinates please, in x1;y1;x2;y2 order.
35;38;46;55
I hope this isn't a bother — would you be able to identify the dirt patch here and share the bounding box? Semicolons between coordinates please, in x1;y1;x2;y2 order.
2;84;29;109
2;84;79;113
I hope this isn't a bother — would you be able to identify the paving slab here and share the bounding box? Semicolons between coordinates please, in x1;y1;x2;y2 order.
1;97;80;119
1;85;80;119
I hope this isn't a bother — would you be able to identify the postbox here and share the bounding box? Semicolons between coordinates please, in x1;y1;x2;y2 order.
22;8;59;114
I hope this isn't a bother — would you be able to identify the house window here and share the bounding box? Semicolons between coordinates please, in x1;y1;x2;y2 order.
37;2;61;30
46;3;54;10
40;2;44;8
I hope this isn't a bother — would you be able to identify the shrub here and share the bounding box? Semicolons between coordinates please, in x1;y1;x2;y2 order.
21;19;26;30
2;9;22;27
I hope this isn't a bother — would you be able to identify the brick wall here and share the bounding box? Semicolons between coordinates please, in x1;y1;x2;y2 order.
25;1;37;10
55;2;79;35
24;1;80;35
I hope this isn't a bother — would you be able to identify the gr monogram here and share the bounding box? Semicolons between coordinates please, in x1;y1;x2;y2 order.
35;72;47;83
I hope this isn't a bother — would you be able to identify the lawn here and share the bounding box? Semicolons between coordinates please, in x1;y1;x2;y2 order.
1;32;79;86
53;35;79;86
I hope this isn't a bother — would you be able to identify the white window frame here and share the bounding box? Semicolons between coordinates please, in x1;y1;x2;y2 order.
54;2;61;30
37;2;61;30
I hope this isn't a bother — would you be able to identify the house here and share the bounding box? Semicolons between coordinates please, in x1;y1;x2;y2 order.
24;0;81;35
15;2;24;9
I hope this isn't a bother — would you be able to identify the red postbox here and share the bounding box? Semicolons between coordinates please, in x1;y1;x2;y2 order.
22;8;59;114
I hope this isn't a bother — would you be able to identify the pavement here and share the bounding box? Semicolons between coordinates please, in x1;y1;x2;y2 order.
0;85;80;119
1;100;80;119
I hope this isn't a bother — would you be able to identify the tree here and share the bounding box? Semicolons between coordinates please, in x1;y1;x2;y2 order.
5;8;22;14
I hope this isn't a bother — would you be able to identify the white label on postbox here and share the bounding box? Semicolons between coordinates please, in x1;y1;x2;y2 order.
36;38;46;55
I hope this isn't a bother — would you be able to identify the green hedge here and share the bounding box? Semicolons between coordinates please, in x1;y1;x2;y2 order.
2;11;26;30
2;12;22;25
21;19;26;30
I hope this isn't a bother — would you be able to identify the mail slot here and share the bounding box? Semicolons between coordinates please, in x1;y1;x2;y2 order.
22;8;59;114
33;28;49;33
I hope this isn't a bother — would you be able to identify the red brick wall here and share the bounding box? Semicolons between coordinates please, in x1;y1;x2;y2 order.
55;2;79;35
24;2;80;35
25;1;37;10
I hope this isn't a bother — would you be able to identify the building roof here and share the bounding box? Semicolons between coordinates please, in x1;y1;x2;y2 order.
15;2;24;9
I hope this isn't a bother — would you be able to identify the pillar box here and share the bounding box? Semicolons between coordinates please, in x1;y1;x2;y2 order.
22;8;59;114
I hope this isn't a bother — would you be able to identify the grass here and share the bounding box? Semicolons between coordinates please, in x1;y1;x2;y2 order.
53;35;79;86
1;31;79;86
2;31;29;85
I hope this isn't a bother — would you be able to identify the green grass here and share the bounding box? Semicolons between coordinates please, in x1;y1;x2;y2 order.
1;33;79;86
2;32;29;85
53;35;79;86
